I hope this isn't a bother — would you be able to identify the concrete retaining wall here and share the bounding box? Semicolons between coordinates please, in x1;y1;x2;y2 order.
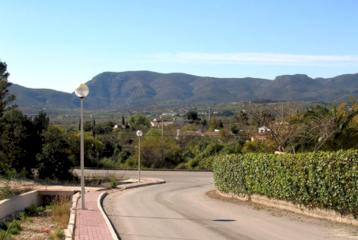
0;190;40;220
0;190;76;221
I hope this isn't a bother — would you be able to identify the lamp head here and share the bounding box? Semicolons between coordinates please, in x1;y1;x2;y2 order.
136;130;143;137
75;83;89;99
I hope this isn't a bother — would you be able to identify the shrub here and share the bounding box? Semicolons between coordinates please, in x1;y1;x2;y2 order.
49;229;65;240
0;230;8;240
99;158;120;169
25;204;45;216
6;220;21;235
213;150;358;217
109;175;118;188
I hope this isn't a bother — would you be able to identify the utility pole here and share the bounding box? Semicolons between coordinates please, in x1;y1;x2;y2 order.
161;117;164;138
176;129;180;140
208;107;211;122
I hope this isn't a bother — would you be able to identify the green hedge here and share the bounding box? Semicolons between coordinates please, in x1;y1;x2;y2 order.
213;150;358;216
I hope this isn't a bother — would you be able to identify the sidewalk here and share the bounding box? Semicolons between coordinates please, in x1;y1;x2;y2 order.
74;191;113;240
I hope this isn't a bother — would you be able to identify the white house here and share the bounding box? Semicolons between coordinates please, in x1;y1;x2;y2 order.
258;126;271;134
150;118;174;128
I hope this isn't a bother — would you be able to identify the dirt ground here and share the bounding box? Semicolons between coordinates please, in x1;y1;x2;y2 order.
13;213;62;240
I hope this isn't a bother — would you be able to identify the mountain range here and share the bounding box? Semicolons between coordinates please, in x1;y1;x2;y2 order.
9;71;358;112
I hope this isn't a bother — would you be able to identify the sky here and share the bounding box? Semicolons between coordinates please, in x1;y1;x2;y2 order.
1;0;358;93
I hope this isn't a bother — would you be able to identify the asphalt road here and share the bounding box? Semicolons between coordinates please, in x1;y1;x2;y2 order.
100;170;357;240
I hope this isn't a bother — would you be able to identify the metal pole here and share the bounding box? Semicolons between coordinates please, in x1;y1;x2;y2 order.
138;136;141;182
80;98;85;209
161;118;164;138
161;118;163;163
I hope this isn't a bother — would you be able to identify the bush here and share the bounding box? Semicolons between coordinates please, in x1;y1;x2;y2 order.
99;158;120;169
49;229;65;240
6;220;21;235
25;204;45;216
109;175;118;188
213;150;358;216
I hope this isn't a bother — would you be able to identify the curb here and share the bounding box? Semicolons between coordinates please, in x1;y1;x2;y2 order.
98;192;120;240
119;179;166;190
65;192;80;240
216;190;358;227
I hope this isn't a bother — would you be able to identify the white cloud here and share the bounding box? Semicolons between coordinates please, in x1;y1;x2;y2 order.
150;52;358;65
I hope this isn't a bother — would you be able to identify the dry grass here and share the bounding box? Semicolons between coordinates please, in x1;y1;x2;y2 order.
50;197;71;229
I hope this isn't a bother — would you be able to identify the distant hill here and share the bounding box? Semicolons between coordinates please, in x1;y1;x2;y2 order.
9;71;358;111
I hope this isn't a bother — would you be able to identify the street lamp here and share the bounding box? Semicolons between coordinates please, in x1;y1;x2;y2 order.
75;83;89;209
136;130;143;182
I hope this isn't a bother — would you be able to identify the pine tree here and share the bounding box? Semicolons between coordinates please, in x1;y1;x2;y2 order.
0;62;15;118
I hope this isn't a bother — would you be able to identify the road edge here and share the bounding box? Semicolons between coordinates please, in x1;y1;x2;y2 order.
213;190;358;227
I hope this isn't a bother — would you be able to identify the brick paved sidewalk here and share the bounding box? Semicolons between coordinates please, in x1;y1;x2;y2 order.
74;191;113;240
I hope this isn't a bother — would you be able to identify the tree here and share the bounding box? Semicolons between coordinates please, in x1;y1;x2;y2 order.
33;111;50;132
37;126;75;180
310;104;358;150
1;109;41;177
67;132;104;167
136;129;181;168
0;62;15;118
121;116;126;128
181;137;224;169
0;61;15;173
186;111;199;122
230;125;239;134
208;116;223;130
128;114;150;130
279;103;358;152
31;111;50;157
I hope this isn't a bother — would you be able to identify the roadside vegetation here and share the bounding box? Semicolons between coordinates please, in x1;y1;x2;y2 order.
0;197;70;240
213;150;358;217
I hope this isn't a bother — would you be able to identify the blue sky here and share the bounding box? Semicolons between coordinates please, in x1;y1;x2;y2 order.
1;0;358;92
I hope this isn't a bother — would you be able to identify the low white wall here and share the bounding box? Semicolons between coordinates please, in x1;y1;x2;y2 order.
0;190;40;220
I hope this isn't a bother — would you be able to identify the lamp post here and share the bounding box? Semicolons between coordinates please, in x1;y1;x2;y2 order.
75;83;89;209
136;130;143;182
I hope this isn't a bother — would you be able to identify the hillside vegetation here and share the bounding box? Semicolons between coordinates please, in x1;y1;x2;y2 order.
9;71;358;111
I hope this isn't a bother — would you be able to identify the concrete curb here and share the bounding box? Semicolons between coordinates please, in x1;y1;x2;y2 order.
65;192;80;240
216;190;358;226
98;192;120;240
119;178;166;190
98;178;166;240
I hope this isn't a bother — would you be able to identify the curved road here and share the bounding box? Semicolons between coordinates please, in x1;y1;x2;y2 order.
102;171;357;240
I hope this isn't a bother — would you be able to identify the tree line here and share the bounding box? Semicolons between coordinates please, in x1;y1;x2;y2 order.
1;60;358;181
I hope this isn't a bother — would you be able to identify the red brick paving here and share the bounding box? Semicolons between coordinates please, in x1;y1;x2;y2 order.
74;191;113;240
